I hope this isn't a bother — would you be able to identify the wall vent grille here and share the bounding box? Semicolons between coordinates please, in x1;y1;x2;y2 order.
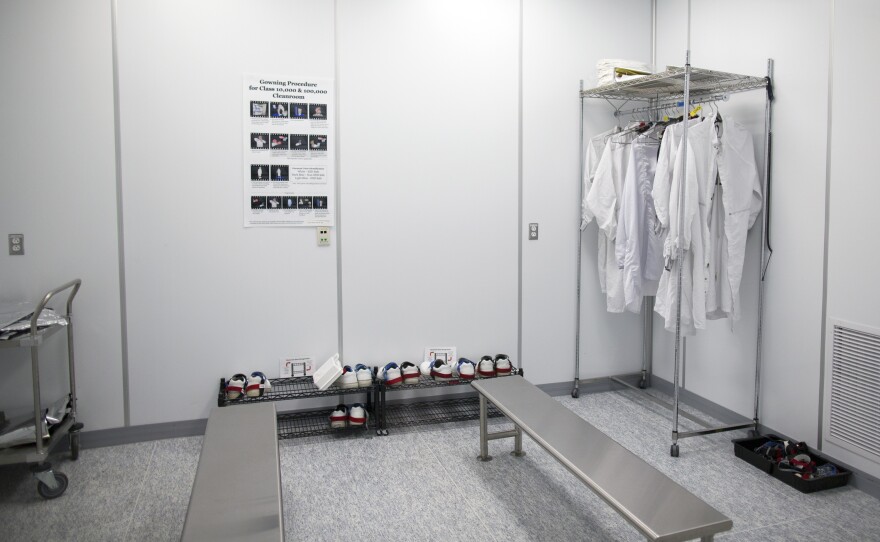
829;324;880;460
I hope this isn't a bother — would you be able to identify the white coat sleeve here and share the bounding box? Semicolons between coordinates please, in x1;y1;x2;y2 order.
615;146;637;269
652;133;674;230
581;140;601;230
586;140;618;240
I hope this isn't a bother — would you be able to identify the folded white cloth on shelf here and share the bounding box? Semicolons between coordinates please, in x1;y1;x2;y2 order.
597;59;652;86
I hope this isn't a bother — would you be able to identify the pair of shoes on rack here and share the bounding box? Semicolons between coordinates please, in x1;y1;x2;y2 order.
377;362;421;386
337;364;374;388
226;372;272;400
329;403;368;429
476;355;513;378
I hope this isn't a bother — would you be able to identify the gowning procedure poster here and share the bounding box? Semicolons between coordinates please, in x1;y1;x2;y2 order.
243;74;334;227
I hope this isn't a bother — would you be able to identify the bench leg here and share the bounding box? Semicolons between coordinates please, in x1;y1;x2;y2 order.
511;424;525;457
478;394;492;462
700;536;714;542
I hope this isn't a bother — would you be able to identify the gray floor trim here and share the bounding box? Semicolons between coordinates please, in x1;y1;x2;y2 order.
645;375;754;426
75;418;207;450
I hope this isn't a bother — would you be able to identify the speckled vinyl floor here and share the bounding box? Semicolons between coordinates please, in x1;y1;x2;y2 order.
1;389;878;541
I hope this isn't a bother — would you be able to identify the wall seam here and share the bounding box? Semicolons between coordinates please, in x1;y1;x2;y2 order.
516;0;524;369
818;0;835;449
110;0;130;427
334;0;344;359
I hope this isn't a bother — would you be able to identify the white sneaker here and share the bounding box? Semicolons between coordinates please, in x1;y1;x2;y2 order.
348;403;368;427
226;374;247;400
456;358;476;380
355;364;373;387
419;360;433;377
329;404;349;429
495;354;512;376
379;362;403;387
400;362;420;385
337;365;358;389
477;356;496;378
245;372;267;397
431;359;453;381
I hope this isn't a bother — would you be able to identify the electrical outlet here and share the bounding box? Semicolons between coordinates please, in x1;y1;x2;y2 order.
8;234;24;255
528;223;539;240
317;227;330;247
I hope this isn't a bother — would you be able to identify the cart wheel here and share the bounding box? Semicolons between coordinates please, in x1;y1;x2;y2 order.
747;429;760;438
638;378;647;389
670;443;680;458
69;432;81;460
37;472;68;499
571;389;580;399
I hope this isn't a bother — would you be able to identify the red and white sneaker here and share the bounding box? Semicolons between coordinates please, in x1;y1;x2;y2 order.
400;362;420;385
246;371;269;397
379;362;403;386
494;355;512;376
348;403;368;427
226;374;247;400
456;358;476;380
431;359;453;381
477;356;496;378
337;365;358;389
330;404;349;429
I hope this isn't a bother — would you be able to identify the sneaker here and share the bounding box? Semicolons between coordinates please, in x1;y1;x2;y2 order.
431;359;453;381
494;355;512;376
419;360;433;377
246;371;268;397
400;362;420;385
337;365;358;389
226;374;247;400
456;358;476;380
355;364;373;387
477;356;496;378
348;403;368;427
329;404;349;429
379;362;403;386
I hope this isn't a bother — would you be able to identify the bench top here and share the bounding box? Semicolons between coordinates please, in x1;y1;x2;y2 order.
471;377;732;542
181;403;283;542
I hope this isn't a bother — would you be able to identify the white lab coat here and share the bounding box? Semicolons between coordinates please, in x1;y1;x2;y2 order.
615;128;664;313
586;136;634;313
705;114;763;322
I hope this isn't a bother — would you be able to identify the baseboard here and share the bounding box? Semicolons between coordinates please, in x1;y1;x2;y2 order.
73;418;207;450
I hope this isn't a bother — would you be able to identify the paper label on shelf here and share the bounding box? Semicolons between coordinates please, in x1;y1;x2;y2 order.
423;346;457;366
280;356;314;378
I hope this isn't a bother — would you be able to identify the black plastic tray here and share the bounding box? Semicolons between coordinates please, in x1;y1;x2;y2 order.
733;436;852;493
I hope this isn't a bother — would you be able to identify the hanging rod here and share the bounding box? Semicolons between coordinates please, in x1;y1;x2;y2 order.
613;94;729;118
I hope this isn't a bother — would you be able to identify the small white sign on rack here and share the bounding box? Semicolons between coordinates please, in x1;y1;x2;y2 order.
279;356;315;378
423;346;457;366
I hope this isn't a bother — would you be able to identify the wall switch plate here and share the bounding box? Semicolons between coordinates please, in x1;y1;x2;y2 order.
8;234;24;255
528;223;538;240
317;227;330;247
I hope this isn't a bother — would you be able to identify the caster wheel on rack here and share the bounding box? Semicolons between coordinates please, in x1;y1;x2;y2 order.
638;379;647;390
382;429;389;436
69;432;80;460
747;429;760;438
571;389;580;399
37;472;68;500
670;444;680;458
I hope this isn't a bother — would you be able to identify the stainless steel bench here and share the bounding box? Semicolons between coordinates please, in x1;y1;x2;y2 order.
471;377;732;542
181;403;283;542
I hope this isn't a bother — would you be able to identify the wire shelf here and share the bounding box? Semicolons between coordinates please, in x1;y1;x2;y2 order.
218;375;375;407
383;396;504;429
275;408;373;440
381;367;519;391
581;66;768;101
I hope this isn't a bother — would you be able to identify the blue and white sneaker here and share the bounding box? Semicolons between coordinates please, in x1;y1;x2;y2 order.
431;359;453;381
337;365;358;389
348;403;368;427
355;364;373;388
400;362;420;385
379;362;403;386
456;358;476;380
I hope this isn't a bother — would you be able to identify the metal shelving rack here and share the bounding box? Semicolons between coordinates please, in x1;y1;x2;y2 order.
574;58;775;457
218;373;376;440
375;365;521;436
0;279;84;498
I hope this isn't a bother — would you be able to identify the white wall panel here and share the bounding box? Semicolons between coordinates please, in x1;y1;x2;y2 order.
0;0;123;430
822;0;880;478
522;0;652;385
336;0;520;367
117;0;338;425
655;0;831;445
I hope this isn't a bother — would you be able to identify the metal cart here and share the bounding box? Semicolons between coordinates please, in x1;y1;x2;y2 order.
0;279;83;498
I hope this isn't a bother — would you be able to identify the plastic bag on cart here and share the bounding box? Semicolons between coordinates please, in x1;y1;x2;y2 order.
0;302;68;341
0;396;70;449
